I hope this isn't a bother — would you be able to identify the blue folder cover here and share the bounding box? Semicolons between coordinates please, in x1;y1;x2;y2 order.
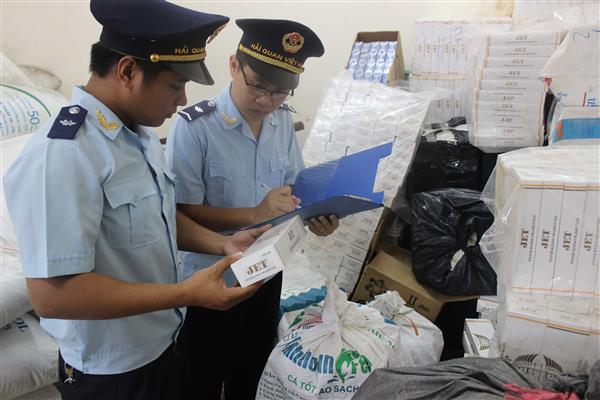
292;142;393;206
250;195;382;228
246;142;391;229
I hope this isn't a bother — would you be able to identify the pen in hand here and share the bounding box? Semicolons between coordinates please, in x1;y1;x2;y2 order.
261;183;301;209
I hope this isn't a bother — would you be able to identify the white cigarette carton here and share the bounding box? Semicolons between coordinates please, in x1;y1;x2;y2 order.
479;79;544;93
489;32;562;47
231;216;306;287
531;179;564;292
574;189;600;296
487;45;558;58
476;101;541;116
481;68;542;81
552;180;587;295
484;56;551;69
476;89;546;104
506;172;543;291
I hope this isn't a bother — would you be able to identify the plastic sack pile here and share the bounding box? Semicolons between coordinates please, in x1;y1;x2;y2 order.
261;282;401;399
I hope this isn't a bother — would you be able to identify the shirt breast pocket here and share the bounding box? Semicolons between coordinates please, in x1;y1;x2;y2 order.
207;162;248;207
267;155;289;187
102;178;161;248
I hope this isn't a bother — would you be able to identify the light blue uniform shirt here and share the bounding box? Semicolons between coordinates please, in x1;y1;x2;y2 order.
3;86;184;374
166;85;304;282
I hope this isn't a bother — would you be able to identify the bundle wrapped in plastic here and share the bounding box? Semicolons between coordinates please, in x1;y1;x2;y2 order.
479;144;600;384
260;282;401;399
480;145;600;297
367;291;444;366
302;71;432;207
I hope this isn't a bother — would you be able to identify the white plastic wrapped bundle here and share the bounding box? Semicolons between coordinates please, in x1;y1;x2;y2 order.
480;145;600;297
367;291;444;367
301;72;431;293
303;71;431;207
512;0;600;28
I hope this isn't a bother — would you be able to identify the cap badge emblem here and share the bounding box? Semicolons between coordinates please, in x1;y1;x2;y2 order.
282;32;304;54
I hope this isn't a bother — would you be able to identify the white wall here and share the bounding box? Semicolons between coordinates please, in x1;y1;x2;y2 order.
1;1;511;143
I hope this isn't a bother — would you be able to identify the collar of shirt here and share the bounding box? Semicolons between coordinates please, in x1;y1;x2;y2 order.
71;86;153;143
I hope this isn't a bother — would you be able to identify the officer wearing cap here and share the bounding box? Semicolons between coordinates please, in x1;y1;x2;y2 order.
3;2;269;399
166;19;338;399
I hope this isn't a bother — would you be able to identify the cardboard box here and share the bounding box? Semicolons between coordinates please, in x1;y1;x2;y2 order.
231;216;306;287
351;246;478;321
350;31;405;84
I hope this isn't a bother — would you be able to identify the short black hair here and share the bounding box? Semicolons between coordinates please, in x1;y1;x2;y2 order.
89;42;171;83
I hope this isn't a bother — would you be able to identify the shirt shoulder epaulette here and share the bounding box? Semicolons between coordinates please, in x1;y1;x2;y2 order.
178;100;217;122
47;105;88;140
279;103;296;113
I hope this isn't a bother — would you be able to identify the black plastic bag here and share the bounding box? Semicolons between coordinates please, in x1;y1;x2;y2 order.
405;128;481;196
410;188;496;296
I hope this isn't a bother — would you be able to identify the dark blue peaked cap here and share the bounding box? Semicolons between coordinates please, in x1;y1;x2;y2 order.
236;19;324;90
90;0;229;85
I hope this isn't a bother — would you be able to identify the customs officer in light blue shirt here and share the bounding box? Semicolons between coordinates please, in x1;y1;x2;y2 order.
2;2;269;399
166;19;338;399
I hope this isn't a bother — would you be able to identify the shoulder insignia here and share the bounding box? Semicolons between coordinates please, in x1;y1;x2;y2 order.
47;105;88;140
178;100;216;122
279;103;296;113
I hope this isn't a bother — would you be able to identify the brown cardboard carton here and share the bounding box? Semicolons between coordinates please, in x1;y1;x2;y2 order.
352;247;478;321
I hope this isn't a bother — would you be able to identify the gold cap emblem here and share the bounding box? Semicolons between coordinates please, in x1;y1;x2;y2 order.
282;32;304;54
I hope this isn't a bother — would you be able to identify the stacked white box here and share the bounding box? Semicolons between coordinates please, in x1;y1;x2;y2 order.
469;31;562;152
410;18;511;123
480;145;600;383
298;208;383;293
300;73;431;292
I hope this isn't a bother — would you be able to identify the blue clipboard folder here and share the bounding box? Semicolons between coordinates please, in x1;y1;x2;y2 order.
252;195;383;228
250;142;392;228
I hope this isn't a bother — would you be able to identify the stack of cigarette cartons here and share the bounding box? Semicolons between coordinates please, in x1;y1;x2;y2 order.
469;30;562;152
300;72;431;292
481;145;600;383
410;17;512;123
